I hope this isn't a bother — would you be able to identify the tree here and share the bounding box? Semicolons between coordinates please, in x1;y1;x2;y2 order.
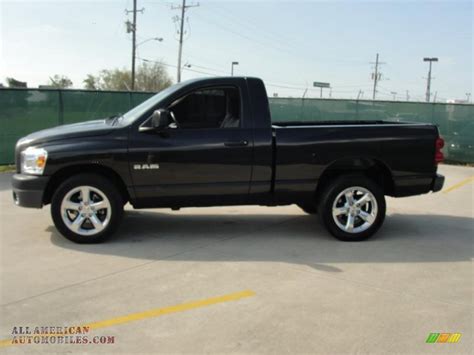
83;74;99;90
135;61;173;92
6;77;27;88
48;75;73;88
83;62;172;92
100;68;131;91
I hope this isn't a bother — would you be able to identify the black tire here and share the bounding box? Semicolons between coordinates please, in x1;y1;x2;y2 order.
51;174;123;243
298;203;317;214
318;174;386;241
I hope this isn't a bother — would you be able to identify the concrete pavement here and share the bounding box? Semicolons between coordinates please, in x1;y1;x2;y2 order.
0;164;472;354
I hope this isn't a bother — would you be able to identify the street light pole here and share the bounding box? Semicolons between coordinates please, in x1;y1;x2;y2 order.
231;61;239;76
131;0;138;91
131;37;163;89
136;37;163;47
423;57;438;102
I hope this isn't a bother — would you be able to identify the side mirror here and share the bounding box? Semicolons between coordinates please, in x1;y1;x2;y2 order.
151;109;171;129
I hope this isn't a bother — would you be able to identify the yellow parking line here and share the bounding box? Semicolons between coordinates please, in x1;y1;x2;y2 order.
85;289;255;330
442;176;474;193
0;339;14;347
0;289;255;348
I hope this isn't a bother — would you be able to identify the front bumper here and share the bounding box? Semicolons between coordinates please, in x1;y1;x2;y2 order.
11;174;50;208
431;174;445;193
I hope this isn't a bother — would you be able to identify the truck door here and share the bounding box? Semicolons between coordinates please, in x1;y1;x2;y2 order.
128;85;253;207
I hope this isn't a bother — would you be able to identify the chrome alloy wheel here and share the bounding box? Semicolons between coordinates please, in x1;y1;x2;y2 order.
331;186;378;234
60;186;111;236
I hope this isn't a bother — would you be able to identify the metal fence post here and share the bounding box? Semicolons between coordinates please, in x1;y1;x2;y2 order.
58;89;64;125
355;98;360;120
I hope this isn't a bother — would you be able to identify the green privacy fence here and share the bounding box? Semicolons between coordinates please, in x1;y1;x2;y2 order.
1;88;473;164
270;98;474;163
0;88;154;165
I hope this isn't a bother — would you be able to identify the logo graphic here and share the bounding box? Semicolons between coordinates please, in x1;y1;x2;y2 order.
426;333;462;343
133;164;159;170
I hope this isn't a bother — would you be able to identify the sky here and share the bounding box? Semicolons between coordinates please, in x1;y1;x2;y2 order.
0;0;472;101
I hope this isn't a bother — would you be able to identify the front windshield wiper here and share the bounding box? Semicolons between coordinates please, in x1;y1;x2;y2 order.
105;114;123;126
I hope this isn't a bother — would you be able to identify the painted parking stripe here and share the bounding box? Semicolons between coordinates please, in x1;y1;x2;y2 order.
442;176;474;193
0;290;255;348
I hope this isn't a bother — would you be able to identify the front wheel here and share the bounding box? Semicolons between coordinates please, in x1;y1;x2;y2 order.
51;174;123;243
318;175;386;241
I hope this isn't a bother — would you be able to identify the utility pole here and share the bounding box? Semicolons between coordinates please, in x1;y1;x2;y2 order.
391;91;397;101
125;0;144;90
466;93;471;102
370;53;385;100
172;0;199;83
406;90;410;101
423;57;438;102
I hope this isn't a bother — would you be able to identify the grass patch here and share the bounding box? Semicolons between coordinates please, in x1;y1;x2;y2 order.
443;160;474;167
0;165;15;173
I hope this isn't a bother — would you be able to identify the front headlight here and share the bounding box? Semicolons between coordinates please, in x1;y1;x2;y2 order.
21;147;48;175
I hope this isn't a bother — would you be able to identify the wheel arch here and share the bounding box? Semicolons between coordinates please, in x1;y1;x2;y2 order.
43;164;130;205
314;157;394;202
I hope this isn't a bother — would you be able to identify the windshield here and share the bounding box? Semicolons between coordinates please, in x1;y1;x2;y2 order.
117;82;186;125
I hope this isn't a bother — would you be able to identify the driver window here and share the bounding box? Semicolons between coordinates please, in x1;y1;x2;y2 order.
170;87;240;129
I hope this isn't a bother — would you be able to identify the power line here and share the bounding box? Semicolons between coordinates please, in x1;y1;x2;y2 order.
265;82;356;94
171;0;199;83
190;63;228;75
192;12;293;59
142;38;230;73
138;57;216;76
206;5;305;55
206;3;368;66
138;57;430;100
139;55;366;96
193;10;368;68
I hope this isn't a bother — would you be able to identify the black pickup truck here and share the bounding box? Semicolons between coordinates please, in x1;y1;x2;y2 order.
12;77;445;243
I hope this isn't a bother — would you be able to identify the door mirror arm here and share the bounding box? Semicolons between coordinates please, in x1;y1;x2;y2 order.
139;109;172;132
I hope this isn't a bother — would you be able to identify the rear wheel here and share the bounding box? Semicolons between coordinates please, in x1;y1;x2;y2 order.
51;174;123;243
318;175;386;241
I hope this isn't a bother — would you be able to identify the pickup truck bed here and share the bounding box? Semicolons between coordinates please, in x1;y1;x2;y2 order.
273;120;440;200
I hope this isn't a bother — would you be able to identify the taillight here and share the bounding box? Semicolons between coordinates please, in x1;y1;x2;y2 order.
435;137;444;164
